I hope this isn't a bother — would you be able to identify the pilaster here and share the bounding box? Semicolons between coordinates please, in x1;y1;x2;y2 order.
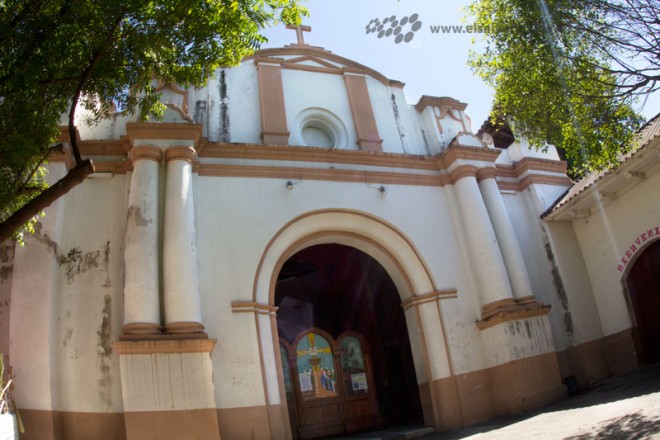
450;165;514;312
162;146;206;339
121;146;162;338
477;167;534;299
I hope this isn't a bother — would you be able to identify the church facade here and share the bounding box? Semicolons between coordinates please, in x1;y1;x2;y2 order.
0;35;658;440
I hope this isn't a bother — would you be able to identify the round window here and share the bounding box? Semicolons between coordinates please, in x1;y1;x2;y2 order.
302;120;335;148
294;108;349;149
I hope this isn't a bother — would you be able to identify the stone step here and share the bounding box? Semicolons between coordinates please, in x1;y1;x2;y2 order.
327;426;436;440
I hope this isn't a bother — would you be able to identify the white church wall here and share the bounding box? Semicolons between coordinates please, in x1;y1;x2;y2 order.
441;184;489;375
225;63;262;144
543;221;604;346
8;164;67;413
572;168;660;337
419;107;443;155
501;190;572;352
365;76;406;154
507;140;561;162
193;175;493;405
389;89;428;156
282;69;358;149
51;174;128;413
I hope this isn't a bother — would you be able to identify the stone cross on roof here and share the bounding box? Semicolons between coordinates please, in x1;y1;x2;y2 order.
286;24;312;45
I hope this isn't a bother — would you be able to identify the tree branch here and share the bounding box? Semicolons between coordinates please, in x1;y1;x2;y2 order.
0;160;95;244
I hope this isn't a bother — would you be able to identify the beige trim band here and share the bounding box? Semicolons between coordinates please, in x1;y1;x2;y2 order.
112;339;217;354
165;146;197;164
401;289;458;310
476;167;497;181
197;163;449;187
477;296;552;330
93;161;129;174
481;298;519;319
162;321;207;337
129;146;162;164
201;142;441;170
125;123;203;149
449;165;478;182
415;96;467;113
231;301;278;316
120;323;161;338
247;46;404;88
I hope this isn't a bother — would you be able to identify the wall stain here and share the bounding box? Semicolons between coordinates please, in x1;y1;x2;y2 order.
544;239;575;338
97;294;113;407
34;222;59;255
62;328;73;347
102;241;111;288
524;320;533;339
193;100;208;126
59;247;101;284
0;247;11;279
218;69;230;142
0;245;13;264
97;295;113;357
391;93;408;153
127;206;152;227
421;128;431;155
34;222;112;286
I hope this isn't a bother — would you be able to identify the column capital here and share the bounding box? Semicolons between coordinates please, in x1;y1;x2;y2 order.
449;165;478;183
476;166;498;182
165;146;197;164
129;145;162;164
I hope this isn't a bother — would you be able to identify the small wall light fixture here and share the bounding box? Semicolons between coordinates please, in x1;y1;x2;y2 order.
286;179;301;190
366;182;387;195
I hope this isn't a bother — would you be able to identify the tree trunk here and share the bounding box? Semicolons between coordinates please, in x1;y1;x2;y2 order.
0;159;95;243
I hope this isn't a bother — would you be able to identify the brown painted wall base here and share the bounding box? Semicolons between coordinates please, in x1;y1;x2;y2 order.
217;405;273;440
557;337;610;388
429;376;462;431
125;408;220;440
603;328;638;376
19;409;126;440
417;382;435;428
454;368;494;426
489;352;567;415
556;328;638;390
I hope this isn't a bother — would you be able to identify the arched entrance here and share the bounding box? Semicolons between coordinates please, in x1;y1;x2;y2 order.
625;239;660;363
252;209;456;439
276;244;423;438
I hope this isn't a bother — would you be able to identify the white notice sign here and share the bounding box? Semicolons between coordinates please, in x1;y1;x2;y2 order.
299;372;313;392
351;373;368;391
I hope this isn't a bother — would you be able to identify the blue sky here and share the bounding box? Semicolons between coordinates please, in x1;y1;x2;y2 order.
260;0;659;128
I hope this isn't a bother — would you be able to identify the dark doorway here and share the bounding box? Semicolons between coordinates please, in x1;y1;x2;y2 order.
626;239;660;363
275;244;423;438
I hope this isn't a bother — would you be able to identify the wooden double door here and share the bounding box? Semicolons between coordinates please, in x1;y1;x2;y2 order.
280;328;381;439
626;239;660;363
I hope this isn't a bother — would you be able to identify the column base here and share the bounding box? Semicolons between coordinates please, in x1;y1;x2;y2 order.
480;298;519;320
478;296;550;330
120;323;161;340
113;339;219;440
163;321;208;339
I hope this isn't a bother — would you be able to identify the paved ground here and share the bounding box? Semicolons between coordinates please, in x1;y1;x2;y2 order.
336;362;660;439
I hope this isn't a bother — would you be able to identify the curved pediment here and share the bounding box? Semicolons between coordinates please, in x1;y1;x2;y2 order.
246;46;404;88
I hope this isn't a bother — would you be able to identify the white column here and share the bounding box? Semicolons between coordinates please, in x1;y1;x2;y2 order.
451;165;515;315
163;147;206;337
477;168;534;299
122;146;162;338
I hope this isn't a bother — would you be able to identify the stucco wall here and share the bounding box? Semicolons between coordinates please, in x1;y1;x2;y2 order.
572;168;660;337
